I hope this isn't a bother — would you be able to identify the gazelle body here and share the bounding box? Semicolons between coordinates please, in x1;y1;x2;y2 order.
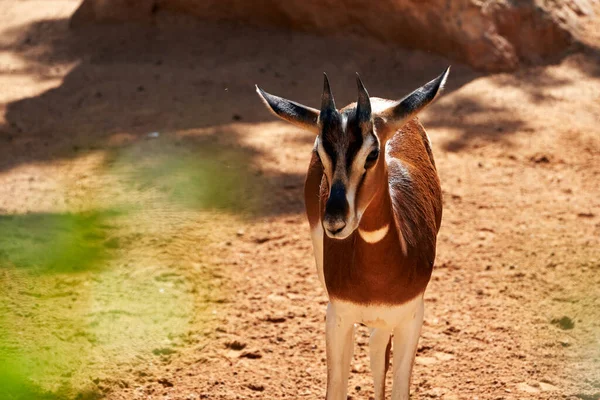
256;68;448;400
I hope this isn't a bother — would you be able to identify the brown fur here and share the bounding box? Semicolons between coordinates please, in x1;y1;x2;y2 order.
304;118;442;305
305;148;324;228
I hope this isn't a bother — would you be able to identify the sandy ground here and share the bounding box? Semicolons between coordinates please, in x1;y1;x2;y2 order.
0;1;599;399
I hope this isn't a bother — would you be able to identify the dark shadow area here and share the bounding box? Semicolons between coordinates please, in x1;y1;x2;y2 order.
1;11;595;212
430;53;597;152
494;67;574;104
0;210;119;274
0;14;474;171
428;94;531;153
102;129;304;217
578;42;600;77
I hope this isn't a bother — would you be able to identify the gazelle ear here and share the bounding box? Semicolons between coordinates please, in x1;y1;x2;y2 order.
375;67;450;136
256;86;320;133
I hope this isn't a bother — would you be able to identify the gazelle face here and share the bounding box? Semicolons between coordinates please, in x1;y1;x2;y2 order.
256;68;450;240
316;109;381;239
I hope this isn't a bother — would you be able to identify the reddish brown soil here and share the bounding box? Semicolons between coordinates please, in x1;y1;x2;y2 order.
0;2;599;400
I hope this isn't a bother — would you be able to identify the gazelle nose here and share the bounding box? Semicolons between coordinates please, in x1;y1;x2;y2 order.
324;218;346;235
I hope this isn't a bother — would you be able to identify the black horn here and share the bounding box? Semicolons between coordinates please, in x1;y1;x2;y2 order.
320;73;337;121
356;73;371;123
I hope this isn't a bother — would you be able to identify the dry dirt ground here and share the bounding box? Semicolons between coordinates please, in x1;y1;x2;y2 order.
0;1;599;400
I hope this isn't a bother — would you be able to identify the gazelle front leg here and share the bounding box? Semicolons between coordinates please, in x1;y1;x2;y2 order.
391;296;425;400
370;328;392;400
325;302;355;400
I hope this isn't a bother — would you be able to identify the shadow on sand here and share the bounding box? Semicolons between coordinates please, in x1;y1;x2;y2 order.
1;12;596;213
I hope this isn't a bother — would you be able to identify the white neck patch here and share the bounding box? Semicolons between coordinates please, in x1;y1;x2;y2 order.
358;224;389;243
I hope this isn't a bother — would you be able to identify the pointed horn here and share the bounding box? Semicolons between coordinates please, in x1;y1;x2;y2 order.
320;73;337;118
356;73;371;122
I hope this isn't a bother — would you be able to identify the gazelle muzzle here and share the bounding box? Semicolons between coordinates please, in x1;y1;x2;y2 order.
323;180;350;236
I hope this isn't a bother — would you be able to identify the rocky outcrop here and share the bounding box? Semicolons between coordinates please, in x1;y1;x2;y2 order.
71;0;156;23
70;0;596;72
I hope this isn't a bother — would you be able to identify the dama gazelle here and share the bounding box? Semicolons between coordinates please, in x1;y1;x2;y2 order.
256;68;449;400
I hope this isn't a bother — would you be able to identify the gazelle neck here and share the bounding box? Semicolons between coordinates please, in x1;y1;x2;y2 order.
357;146;406;254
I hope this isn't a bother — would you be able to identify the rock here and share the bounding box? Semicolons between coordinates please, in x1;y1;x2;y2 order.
539;382;559;392
246;383;265;392
551;316;575;330
152;347;176;356
433;352;455;361
157;378;174;387
415;356;438;366
577;212;596;218
240;349;262;359
265;315;287;323
224;340;246;350
443;326;461;335
266;293;288;303
530;153;552;163
517;383;540;394
559;339;571;347
351;363;363;373
70;0;594;72
71;0;156;27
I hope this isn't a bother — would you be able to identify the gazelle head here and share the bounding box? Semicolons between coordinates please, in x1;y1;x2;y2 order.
256;68;449;239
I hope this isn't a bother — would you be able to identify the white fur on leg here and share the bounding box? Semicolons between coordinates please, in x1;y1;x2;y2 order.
391;296;425;400
370;328;392;400
326;302;355;400
310;224;326;291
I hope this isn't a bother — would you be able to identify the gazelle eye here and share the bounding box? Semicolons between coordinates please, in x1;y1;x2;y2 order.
364;149;379;169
